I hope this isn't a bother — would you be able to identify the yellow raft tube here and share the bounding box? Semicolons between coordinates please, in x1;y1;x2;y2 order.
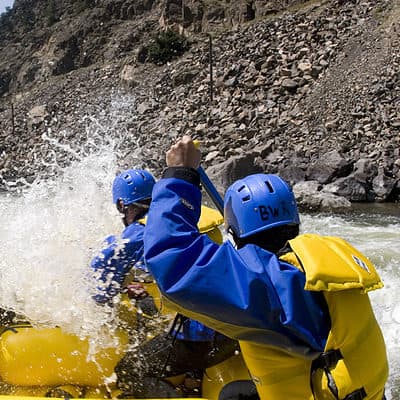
0;206;251;399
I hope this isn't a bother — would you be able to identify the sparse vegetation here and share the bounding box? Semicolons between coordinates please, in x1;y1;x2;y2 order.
0;7;12;29
2;6;11;16
147;30;190;65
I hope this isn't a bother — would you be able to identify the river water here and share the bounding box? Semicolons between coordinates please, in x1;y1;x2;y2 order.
0;136;399;398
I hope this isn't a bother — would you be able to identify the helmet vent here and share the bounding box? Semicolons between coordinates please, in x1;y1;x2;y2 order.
242;195;250;202
237;185;246;192
123;173;133;184
139;171;147;180
265;180;274;193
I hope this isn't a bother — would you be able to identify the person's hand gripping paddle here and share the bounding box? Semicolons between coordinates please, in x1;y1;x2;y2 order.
166;136;224;214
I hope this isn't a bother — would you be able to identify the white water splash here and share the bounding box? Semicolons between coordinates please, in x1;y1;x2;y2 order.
0;95;152;347
1;152;113;336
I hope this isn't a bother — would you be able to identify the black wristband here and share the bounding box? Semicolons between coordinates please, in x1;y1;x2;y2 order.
162;167;201;187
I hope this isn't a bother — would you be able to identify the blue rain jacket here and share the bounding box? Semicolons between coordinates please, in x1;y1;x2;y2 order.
175;319;216;341
91;219;216;341
91;222;147;304
144;178;331;356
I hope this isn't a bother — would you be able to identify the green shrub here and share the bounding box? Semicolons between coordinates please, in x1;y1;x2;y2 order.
147;30;190;65
0;7;12;29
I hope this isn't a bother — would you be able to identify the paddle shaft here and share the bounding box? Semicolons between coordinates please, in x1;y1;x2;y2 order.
198;166;224;214
192;140;224;214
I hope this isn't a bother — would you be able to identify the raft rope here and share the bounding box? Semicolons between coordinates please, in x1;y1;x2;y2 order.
0;323;32;336
159;313;187;377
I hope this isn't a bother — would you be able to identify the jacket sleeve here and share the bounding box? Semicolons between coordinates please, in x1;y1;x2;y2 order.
144;178;330;352
90;224;146;304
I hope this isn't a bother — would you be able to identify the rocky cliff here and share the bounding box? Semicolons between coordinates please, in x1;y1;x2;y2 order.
0;0;399;209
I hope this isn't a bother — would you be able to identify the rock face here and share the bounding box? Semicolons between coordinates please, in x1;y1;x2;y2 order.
0;0;399;211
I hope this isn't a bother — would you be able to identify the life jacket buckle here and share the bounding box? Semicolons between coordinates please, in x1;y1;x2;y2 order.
344;387;367;400
312;349;343;370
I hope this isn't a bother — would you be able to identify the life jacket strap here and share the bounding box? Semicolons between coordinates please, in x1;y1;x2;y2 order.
343;387;367;400
344;388;367;400
310;349;367;400
310;349;342;399
167;313;188;342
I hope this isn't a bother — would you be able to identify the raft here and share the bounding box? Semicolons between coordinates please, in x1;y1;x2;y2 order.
0;397;205;400
0;323;250;399
0;206;251;400
0;355;251;398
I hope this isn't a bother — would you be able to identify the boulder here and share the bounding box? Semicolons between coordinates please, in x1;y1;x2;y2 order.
323;175;367;202
120;64;140;88
293;180;351;212
372;169;397;202
278;164;306;186
28;105;49;128
206;153;263;195
306;150;353;184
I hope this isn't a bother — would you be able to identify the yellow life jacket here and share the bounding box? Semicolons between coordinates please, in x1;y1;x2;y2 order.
138;205;223;239
241;234;388;400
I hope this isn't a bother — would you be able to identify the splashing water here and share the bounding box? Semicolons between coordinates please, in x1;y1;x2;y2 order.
0;98;150;348
1;152;114;334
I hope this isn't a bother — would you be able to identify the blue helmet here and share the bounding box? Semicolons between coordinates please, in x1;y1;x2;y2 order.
224;174;300;238
112;169;155;205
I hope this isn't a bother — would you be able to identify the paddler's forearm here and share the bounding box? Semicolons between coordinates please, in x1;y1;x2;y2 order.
144;175;203;292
